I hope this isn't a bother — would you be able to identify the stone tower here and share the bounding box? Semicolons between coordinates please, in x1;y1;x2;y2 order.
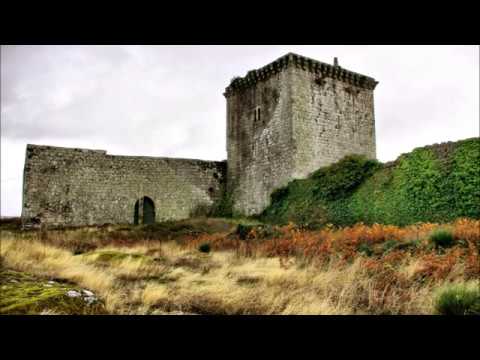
224;52;378;216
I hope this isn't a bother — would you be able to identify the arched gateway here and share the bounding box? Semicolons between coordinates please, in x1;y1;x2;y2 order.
134;196;156;225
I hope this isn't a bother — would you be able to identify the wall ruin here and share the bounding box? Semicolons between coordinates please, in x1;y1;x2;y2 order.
21;52;378;226
22;145;226;227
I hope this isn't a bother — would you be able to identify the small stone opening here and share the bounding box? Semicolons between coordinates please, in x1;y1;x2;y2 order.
134;196;156;225
254;106;261;123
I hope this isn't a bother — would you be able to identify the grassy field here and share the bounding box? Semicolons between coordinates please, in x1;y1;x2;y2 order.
1;217;479;315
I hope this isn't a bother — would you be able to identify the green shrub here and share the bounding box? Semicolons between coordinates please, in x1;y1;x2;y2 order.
435;283;480;315
198;243;211;253
358;243;373;257
429;229;455;248
382;240;399;253
212;192;233;218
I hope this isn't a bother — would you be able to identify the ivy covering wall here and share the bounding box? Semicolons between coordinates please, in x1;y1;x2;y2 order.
259;138;480;227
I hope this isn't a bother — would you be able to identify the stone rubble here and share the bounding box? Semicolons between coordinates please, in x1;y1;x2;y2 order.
64;289;99;305
66;290;81;298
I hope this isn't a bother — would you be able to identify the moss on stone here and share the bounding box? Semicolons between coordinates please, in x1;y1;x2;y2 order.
0;269;107;315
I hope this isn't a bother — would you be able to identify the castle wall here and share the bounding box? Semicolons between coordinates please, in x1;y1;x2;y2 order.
226;66;295;216
290;66;376;178
21;145;226;227
21;53;378;224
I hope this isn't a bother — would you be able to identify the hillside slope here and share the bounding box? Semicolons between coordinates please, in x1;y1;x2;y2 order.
260;137;480;227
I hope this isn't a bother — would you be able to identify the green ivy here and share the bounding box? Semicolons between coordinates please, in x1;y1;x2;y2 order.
212;191;234;218
260;138;480;226
260;155;381;225
450;139;480;219
311;155;381;201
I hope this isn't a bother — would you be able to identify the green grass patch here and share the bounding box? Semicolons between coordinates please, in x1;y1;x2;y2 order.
358;243;373;257
429;229;455;249
0;269;107;315
382;240;399;253
434;282;480;315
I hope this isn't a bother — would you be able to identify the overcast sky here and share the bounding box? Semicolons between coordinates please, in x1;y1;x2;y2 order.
1;45;479;216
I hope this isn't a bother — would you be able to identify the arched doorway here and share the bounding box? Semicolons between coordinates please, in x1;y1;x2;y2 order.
143;197;155;224
133;196;156;225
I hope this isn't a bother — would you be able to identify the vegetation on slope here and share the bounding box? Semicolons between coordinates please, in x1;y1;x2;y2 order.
1;217;479;315
260;138;480;227
2;138;478;315
434;282;480;315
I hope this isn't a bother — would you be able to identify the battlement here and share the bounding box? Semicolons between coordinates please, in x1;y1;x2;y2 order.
224;52;378;97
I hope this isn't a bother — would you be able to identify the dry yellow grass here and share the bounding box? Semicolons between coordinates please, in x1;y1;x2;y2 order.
2;232;466;315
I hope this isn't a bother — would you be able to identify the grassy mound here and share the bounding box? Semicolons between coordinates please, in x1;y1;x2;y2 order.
0;269;107;315
260;137;480;227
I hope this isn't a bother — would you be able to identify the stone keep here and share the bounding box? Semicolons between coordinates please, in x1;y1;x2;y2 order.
225;53;378;216
21;52;378;226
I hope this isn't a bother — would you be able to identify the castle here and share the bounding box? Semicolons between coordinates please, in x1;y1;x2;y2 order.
21;53;378;227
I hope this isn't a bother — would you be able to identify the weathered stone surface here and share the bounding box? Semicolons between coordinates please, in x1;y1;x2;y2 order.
226;65;295;216
21;52;378;225
225;53;377;216
22;145;226;227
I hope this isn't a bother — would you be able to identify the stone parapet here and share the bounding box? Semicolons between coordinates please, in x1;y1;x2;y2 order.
224;52;378;97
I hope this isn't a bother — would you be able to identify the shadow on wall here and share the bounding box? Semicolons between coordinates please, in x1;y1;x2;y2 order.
189;203;212;218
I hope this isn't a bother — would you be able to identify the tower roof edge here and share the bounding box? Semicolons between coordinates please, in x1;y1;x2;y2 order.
224;52;378;97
